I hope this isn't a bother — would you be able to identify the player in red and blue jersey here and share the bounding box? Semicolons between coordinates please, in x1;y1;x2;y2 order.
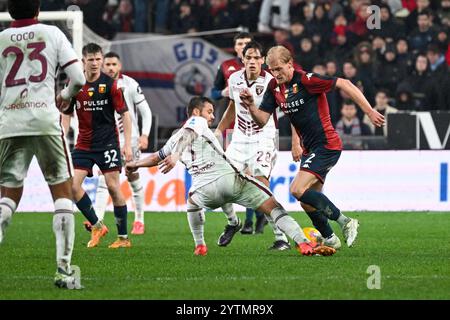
240;46;385;249
62;43;133;249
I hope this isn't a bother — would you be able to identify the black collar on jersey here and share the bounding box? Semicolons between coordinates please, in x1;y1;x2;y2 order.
10;18;38;28
243;69;266;87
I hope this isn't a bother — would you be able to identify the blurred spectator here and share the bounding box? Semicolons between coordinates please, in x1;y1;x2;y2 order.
341;60;375;112
395;87;415;110
41;0;65;11
397;54;433;110
288;20;307;48
363;90;398;136
405;0;432;30
325;59;341;125
374;44;406;96
170;1;199;34
426;44;450;110
347;2;370;39
396;37;414;73
307;4;333;38
294;37;318;71
435;26;450;55
312;63;326;75
354;42;377;87
117;0;134;32
408;9;437;54
370;3;405;41
206;0;236;31
371;35;387;60
154;0;170;33
437;0;450;27
133;0;148;32
335;100;372;150
258;0;290;32
272;28;294;54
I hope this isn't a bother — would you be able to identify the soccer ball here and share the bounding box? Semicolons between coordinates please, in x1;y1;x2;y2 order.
303;227;321;242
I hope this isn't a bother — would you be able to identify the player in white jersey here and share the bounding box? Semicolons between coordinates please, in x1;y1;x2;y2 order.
216;41;290;250
0;0;85;289
89;52;152;235
126;96;336;257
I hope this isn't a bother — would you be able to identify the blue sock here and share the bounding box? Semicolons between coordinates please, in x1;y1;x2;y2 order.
255;210;264;219
114;205;128;236
306;210;334;238
245;208;254;224
76;193;98;225
298;189;341;221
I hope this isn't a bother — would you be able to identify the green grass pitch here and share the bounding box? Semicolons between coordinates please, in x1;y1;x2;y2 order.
0;211;449;300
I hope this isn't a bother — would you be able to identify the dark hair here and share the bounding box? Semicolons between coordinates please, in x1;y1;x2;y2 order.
376;89;389;97
187;96;214;117
233;32;253;44
242;41;264;57
104;52;121;60
426;43;441;55
82;43;103;57
8;0;40;20
418;9;432;18
343;99;355;106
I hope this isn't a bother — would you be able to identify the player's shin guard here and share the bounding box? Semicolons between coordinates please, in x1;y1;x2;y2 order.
221;203;239;226
76;193;99;225
94;175;108;221
266;214;289;242
187;203;205;246
114;205;128;238
130;178;144;224
0;197;17;243
270;207;308;244
306;210;334;238
53;198;75;272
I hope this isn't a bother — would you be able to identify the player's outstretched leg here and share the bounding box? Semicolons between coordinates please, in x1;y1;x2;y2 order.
298;189;358;247
187;201;207;256
266;214;291;251
256;198;336;256
0;197;16;244
130;176;145;235
218;203;241;247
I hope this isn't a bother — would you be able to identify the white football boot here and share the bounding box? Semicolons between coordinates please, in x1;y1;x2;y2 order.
342;218;359;247
317;233;341;250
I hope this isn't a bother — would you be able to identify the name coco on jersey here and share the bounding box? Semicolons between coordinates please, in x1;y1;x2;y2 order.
280;98;304;113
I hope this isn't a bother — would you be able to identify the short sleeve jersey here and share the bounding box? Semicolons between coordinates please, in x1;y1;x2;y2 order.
159;116;236;193
0;19;79;139
260;70;342;153
64;72;128;151
228;69;277;143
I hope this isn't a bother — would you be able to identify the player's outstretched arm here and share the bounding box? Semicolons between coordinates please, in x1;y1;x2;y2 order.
335;78;385;127
137;100;152;151
215;100;235;135
126;152;161;174
59;62;85;101
239;88;271;127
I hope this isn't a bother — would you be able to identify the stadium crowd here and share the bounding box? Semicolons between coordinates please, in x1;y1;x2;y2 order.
18;0;450;148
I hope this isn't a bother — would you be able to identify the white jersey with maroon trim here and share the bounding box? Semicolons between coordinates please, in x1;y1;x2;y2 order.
228;69;277;143
160;116;237;193
116;74;146;146
0;21;79;139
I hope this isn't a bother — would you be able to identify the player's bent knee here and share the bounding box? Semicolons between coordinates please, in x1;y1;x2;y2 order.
290;187;307;200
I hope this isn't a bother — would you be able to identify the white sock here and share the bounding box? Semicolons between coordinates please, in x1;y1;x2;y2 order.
270;207;308;244
0;197;17;243
130;178;144;223
336;213;351;228
53;198;75;272
221;203;239;226
266;214;289;242
187;205;205;246
94;175;108;221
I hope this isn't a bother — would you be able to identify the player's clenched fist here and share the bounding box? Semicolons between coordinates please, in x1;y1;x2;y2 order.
239;88;254;109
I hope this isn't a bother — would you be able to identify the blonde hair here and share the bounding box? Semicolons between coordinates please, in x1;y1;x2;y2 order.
266;46;293;65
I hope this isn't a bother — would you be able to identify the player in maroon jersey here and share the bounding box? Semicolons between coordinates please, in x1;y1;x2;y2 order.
62;43;133;249
240;46;385;249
